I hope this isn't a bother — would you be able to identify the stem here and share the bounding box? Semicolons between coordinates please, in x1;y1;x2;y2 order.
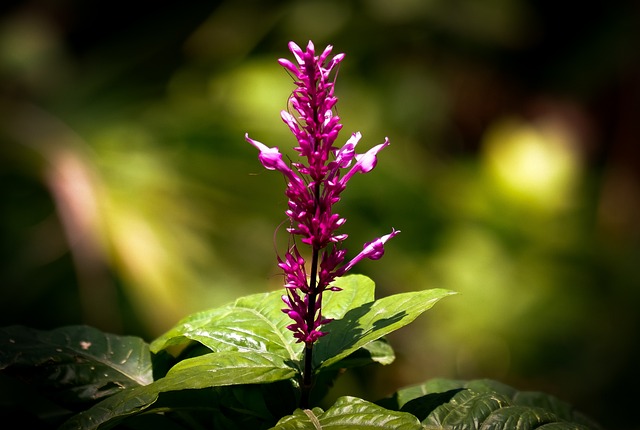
300;245;319;409
300;181;322;409
301;68;322;409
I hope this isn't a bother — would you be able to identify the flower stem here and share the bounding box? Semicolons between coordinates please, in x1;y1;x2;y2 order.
301;180;322;409
301;244;319;409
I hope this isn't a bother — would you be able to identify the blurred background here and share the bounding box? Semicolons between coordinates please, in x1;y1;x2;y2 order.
1;0;638;428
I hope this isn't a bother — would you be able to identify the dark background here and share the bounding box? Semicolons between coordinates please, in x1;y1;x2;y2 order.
1;1;639;429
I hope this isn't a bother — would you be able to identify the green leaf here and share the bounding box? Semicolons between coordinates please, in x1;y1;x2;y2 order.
0;325;152;407
148;275;380;375
64;381;296;430
513;391;576;422
165;350;297;385
313;288;455;370
60;350;297;430
150;275;376;362
424;390;512;428
271;407;325;430
478;405;560;429
271;396;422;430
150;290;302;360
386;378;602;430
321;274;376;320
377;378;466;411
397;389;463;421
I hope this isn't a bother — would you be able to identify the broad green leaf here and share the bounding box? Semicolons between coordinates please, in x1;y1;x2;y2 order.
378;378;467;410
400;391;462;422
60;350;296;430
425;379;598;428
150;290;301;359
385;378;601;430
0;325;152;407
424;390;511;428
513;391;575;422
149;275;376;364
165;350;297;384
479;405;561;430
313;288;455;370
271;396;422;430
271;407;325;430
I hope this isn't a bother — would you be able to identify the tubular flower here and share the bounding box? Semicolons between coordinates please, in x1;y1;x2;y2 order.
246;40;398;345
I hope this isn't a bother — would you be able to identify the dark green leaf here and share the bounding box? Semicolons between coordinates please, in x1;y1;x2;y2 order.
397;389;463;421
479;405;560;429
66;382;296;430
310;338;396;407
389;378;602;430
513;391;576;423
144;382;295;430
424;390;512;428
60;350;297;429
0;325;152;407
376;378;468;410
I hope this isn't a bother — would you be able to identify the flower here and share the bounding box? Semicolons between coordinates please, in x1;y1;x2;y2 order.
245;134;303;186
246;41;398;345
336;229;400;276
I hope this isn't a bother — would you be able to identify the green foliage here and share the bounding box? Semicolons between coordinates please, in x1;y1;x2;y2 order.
377;379;601;430
0;325;152;408
271;397;422;430
0;275;600;429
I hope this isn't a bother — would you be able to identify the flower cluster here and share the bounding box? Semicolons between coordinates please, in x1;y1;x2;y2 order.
246;41;398;345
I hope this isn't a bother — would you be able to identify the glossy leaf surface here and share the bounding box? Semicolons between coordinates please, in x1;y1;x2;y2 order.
271;396;422;430
150;289;301;359
383;378;601;430
149;275;377;361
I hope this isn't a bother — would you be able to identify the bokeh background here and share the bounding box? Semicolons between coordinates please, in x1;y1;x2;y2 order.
1;1;639;428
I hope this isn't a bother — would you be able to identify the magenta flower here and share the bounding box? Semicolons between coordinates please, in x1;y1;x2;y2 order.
246;41;398;347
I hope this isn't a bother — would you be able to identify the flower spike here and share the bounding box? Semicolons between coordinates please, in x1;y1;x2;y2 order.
246;41;398;348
